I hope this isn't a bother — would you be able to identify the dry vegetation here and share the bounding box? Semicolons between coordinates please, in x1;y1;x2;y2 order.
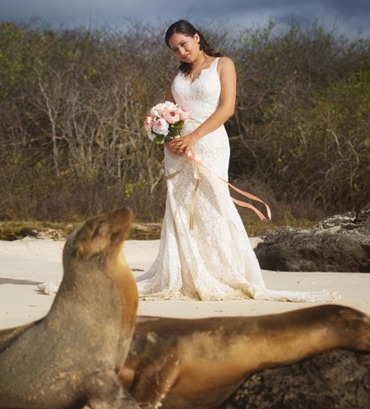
0;19;369;225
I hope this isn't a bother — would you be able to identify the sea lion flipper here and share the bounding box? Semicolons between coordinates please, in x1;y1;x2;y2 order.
88;375;141;409
130;354;181;408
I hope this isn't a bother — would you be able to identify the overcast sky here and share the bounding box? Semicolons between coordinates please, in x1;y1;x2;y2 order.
1;0;370;38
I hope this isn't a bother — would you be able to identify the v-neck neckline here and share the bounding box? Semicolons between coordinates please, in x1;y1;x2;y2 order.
181;58;218;85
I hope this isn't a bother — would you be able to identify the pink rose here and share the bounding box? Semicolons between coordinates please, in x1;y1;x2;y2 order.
164;101;177;110
144;116;154;132
163;107;180;124
150;103;166;118
179;107;191;121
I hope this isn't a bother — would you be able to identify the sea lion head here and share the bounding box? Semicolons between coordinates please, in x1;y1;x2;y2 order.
61;207;134;282
74;207;133;260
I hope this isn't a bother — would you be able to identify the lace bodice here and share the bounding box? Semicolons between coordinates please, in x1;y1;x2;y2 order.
172;58;221;126
164;57;229;181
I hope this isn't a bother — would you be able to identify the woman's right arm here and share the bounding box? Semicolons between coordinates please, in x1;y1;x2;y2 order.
165;70;177;103
164;70;182;156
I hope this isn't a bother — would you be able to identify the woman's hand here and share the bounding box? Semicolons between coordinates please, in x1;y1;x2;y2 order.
165;140;184;157
168;133;200;156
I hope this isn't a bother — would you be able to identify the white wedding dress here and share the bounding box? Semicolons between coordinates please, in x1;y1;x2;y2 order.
136;58;338;302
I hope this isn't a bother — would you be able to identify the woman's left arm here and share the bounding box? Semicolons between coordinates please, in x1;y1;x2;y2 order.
169;57;236;155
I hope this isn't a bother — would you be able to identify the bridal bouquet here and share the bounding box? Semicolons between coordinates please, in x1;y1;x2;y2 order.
144;101;190;144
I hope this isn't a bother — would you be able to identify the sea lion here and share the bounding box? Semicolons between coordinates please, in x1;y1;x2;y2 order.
0;208;140;409
120;305;370;409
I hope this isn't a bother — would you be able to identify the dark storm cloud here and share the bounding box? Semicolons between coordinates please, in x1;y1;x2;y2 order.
0;0;369;36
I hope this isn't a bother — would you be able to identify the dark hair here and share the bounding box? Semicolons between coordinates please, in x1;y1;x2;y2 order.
165;20;222;74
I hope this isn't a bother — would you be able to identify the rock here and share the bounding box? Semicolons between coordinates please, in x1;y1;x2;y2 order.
225;349;370;409
20;227;38;238
254;204;370;272
130;223;161;240
37;228;65;240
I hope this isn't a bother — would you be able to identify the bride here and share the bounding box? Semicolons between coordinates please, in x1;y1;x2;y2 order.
136;20;338;302
39;20;338;302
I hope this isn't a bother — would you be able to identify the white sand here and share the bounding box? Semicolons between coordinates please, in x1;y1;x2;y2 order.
0;237;369;329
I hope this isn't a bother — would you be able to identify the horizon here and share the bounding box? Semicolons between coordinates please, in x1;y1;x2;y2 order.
1;0;370;39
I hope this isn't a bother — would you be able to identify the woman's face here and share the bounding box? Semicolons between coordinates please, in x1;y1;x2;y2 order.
168;32;201;63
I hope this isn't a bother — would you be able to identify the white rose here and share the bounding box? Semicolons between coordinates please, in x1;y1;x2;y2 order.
147;131;156;141
150;103;166;117
152;118;169;135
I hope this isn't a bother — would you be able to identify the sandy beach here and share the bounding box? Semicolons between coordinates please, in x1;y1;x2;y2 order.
0;236;369;329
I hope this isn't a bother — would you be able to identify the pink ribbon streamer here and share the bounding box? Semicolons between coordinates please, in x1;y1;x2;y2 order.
166;151;272;230
187;151;272;222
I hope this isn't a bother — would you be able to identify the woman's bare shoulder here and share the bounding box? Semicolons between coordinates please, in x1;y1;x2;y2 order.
218;56;235;69
217;57;236;79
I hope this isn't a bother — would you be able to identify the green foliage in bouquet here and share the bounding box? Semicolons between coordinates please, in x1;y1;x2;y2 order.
152;120;185;144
